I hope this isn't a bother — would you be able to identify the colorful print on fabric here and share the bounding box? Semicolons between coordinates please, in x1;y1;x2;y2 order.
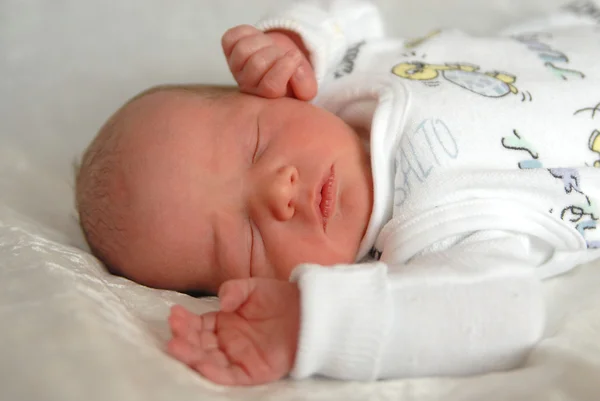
589;130;600;167
501;129;599;248
512;33;585;81
334;41;366;79
500;130;541;168
391;62;531;100
394;118;458;208
574;101;600;119
573;101;600;167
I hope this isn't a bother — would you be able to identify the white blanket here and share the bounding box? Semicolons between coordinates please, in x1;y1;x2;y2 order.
2;0;600;400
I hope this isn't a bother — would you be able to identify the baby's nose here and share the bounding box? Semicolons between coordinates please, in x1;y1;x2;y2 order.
264;165;298;221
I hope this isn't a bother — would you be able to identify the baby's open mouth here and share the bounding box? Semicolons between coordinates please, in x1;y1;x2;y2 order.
318;165;336;231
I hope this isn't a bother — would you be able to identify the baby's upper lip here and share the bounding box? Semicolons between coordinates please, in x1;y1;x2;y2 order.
314;165;336;232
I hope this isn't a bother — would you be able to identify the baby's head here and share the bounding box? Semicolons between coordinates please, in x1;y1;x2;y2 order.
76;85;373;293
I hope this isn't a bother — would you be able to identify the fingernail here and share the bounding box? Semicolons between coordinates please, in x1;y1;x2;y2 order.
294;65;305;81
288;48;301;60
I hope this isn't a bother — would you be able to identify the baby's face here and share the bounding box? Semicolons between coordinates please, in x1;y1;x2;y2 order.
120;90;373;292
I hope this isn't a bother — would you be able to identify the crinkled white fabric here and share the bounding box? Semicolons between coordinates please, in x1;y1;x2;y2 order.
2;0;600;400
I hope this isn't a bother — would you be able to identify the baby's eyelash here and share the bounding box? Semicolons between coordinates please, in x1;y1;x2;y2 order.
251;121;260;163
248;218;255;275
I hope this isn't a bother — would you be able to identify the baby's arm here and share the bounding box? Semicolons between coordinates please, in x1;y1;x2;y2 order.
168;235;545;384
291;248;544;380
222;0;384;100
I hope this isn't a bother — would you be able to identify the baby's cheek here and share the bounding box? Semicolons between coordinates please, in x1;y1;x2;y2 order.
274;263;296;281
266;244;311;280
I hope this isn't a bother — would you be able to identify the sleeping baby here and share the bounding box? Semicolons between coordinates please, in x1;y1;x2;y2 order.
76;0;600;386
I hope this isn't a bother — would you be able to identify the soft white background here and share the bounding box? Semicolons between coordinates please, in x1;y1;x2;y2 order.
3;1;600;400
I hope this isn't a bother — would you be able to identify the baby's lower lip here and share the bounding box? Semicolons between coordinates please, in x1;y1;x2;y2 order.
319;166;336;231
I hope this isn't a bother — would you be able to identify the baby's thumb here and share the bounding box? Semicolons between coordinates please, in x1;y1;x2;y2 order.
290;60;317;101
218;279;256;312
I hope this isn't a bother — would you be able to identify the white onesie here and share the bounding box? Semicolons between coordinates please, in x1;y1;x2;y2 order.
257;0;600;381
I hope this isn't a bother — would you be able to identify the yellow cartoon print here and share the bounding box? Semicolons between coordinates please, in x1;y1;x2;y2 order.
589;129;600;167
392;61;531;101
391;62;525;99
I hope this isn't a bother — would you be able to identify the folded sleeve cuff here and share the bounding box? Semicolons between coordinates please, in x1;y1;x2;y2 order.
289;262;392;381
256;0;384;84
256;5;345;83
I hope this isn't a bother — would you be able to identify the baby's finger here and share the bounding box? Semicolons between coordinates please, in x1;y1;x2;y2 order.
290;60;318;101
196;361;253;386
218;329;274;380
193;349;230;370
167;338;207;367
255;49;304;99
218;279;257;312
236;46;285;91
168;308;188;337
221;24;262;58
169;304;189;318
197;330;219;352
200;311;217;332
168;305;199;338
228;34;273;74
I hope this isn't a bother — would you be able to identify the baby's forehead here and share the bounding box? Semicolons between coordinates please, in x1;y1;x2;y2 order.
120;91;212;140
127;93;254;167
121;89;261;166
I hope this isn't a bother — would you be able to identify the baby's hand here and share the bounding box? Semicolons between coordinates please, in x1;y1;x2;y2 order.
167;278;300;386
222;25;317;100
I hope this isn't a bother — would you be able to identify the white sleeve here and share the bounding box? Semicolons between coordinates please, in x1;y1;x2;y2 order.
255;0;384;84
288;235;545;381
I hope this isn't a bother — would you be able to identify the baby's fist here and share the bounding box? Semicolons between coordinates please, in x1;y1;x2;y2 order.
221;25;317;100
